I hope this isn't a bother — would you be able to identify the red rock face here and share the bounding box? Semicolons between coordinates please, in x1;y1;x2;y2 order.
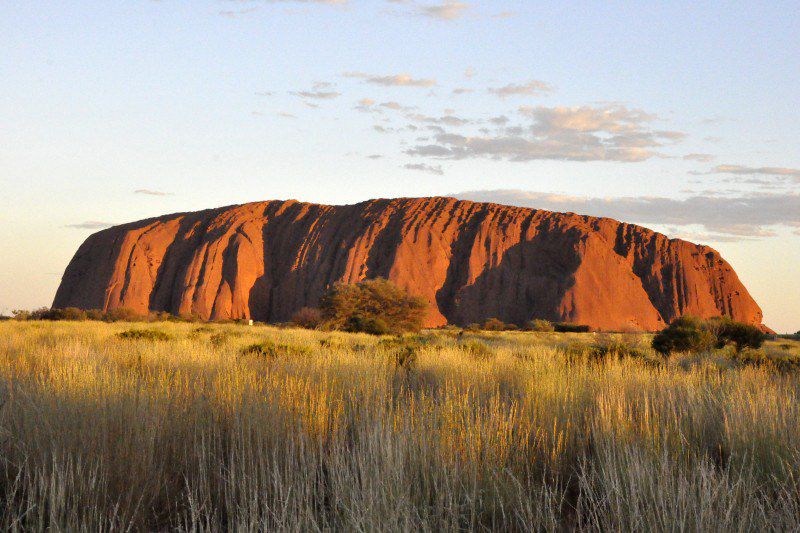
53;197;765;331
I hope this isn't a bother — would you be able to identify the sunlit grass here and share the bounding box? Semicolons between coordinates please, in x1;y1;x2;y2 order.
0;321;798;530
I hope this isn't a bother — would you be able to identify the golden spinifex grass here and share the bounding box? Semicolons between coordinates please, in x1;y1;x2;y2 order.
0;322;799;531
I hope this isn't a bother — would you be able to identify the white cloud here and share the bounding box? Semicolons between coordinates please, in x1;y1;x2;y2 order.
354;98;377;112
379;101;415;111
134;189;171;196
417;1;469;20
219;7;259;17
712;164;800;181
343;71;436;87
488;80;552;98
290;90;341;99
406;112;471;126
683;153;715;162
65;221;115;230
403;163;444;175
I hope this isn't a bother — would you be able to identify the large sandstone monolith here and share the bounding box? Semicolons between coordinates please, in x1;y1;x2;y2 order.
53;197;765;331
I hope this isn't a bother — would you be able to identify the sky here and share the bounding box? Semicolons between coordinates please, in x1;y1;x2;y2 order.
0;0;798;332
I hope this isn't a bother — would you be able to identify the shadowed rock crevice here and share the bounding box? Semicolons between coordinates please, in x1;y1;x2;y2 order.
53;197;766;331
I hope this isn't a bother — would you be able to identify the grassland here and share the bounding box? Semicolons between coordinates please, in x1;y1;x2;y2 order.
0;321;799;531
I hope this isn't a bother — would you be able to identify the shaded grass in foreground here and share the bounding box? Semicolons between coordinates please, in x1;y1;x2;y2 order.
0;321;799;531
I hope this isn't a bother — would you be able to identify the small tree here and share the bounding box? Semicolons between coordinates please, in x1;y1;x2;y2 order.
104;307;142;322
86;309;105;321
716;320;765;352
11;309;31;321
482;318;507;331
320;278;427;335
652;316;716;356
53;307;88;321
527;319;555;332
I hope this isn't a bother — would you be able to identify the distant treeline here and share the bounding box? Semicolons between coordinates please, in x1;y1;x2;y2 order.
9;307;232;324
7;279;598;333
7;305;593;334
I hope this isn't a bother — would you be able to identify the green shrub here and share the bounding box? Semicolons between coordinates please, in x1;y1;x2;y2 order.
320;278;427;335
117;329;172;341
562;338;646;364
394;345;418;371
344;314;390;335
240;340;310;360
653;316;765;356
712;318;765;352
652;316;716;356
32;307;88;321
554;323;592;333
378;336;418;350
527;319;555;332
733;349;800;373
86;309;105;321
589;338;647;360
11;309;32;321
12;307;155;322
291;307;323;329
210;331;239;347
13;307;87;321
482;318;507;331
459;340;494;360
104;308;144;322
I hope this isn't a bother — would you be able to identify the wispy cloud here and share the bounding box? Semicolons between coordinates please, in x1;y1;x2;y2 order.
417;1;469;20
65;221;115;230
354;98;376;112
406;112;471;126
222;0;346;10
406;105;684;163
454;189;800;240
712;164;800;181
219;7;259;17
134;189;171;196
290;82;340;100
380;101;414;111
683;153;715;162
343;71;436;87
488;80;553;98
290;90;341;99
404;163;444;175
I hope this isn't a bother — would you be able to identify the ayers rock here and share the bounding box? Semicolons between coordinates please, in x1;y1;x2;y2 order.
53;197;765;331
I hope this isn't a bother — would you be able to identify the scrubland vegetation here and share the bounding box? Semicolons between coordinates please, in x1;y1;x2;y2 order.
1;320;800;531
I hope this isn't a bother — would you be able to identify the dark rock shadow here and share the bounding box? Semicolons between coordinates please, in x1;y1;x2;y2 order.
436;217;584;326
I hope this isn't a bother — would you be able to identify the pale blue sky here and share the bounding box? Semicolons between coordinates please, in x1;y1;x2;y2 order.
1;1;798;331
